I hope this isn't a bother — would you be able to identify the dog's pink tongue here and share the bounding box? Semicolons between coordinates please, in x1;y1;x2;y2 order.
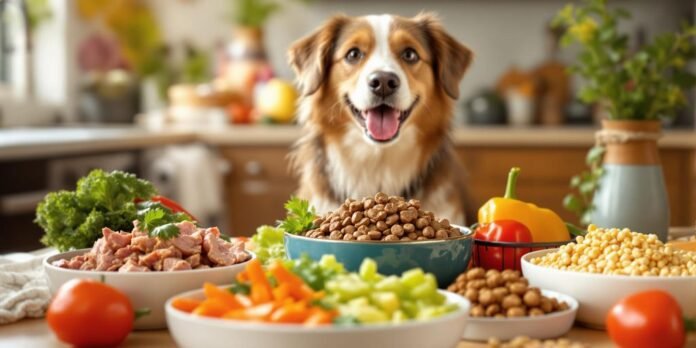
364;108;400;141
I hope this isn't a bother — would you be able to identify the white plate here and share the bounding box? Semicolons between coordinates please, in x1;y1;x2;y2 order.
166;289;470;348
44;249;253;330
522;249;696;328
461;289;578;341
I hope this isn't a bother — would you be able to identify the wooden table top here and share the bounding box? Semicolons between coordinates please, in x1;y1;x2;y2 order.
0;318;634;348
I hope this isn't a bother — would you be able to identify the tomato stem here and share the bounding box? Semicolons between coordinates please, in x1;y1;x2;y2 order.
504;167;521;199
135;308;151;320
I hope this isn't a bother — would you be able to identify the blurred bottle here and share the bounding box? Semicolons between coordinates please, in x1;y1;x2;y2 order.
532;23;570;126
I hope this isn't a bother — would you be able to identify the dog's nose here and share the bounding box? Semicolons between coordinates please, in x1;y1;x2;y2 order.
368;71;400;97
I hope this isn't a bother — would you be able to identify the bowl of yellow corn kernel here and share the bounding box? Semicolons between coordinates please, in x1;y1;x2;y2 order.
521;225;696;328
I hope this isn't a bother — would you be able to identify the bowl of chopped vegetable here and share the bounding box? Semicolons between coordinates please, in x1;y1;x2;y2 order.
165;256;470;348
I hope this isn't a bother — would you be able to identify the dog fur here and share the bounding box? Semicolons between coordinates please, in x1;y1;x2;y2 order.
288;13;473;224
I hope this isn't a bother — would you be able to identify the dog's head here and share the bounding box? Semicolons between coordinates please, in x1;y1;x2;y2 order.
289;13;472;144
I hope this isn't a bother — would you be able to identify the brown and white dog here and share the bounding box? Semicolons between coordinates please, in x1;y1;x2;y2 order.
288;13;473;224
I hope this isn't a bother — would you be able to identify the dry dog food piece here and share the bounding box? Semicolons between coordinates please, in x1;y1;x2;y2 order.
488;336;588;348
303;192;464;242
447;268;569;318
531;225;696;276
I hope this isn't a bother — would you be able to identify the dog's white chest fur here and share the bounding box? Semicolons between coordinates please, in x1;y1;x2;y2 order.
313;126;421;214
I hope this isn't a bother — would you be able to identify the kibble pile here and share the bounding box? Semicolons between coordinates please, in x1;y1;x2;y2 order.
447;268;569;318
531;225;696;276
488;336;587;348
304;193;464;241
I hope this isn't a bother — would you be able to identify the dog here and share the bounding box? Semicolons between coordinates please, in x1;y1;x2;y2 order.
287;13;473;225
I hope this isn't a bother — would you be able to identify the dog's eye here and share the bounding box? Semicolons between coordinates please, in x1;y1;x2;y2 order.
345;48;364;64
401;48;419;64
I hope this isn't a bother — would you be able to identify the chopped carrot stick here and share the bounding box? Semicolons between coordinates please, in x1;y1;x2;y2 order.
192;298;235;317
303;310;334;326
270;301;311;324
246;259;273;304
268;261;315;301
171;297;202;313
236;294;253;307
223;302;276;321
272;283;291;302
203;282;243;309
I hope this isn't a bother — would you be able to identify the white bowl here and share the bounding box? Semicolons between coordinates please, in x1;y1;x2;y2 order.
44;249;253;330
165;289;470;348
461;289;578;341
521;249;696;328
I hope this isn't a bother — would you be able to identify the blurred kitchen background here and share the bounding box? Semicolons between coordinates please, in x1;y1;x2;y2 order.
0;0;694;252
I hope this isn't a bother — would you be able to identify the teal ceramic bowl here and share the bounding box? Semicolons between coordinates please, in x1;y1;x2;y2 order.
285;226;473;287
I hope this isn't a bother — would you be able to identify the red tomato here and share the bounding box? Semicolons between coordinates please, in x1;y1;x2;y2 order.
150;195;197;221
47;279;134;347
474;220;533;270
606;290;685;348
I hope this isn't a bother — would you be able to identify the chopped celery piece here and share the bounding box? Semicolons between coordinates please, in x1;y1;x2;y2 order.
371;291;400;314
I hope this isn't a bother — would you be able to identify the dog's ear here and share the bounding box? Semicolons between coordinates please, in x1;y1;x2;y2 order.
416;12;473;100
288;15;348;96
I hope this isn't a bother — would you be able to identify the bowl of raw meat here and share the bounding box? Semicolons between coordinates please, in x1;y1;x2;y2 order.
44;221;254;329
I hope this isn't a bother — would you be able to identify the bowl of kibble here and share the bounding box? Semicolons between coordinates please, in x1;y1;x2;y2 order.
522;224;696;328
284;193;473;286
447;267;577;341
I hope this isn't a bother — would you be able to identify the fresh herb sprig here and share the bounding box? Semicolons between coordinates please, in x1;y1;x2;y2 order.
278;197;316;235
136;201;192;240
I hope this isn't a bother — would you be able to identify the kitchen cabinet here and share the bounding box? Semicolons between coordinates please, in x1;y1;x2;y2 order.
222;147;298;236
221;143;696;236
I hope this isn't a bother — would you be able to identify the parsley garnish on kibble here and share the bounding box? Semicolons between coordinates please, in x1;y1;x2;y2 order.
278;197;316;235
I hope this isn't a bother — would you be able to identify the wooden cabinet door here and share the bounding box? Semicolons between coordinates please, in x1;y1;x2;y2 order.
457;146;694;227
222;147;297;236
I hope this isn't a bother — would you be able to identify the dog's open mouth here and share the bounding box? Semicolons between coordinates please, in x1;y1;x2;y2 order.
346;96;419;142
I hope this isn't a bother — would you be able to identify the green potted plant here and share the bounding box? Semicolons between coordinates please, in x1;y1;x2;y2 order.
556;0;696;241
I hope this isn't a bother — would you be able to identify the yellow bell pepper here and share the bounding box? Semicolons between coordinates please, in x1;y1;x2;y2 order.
478;167;570;242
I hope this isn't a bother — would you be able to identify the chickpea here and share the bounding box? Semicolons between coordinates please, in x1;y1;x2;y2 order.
470;304;485;317
506;307;526;317
478;289;494;306
523;291;541;307
466;268;486;280
466;279;486;290
501;269;521;282
501;294;522;309
464;288;479;302
528;308;545;317
486;273;504;288
492;287;509;302
485;303;501;317
557;301;570;311
485;269;501;278
539;297;553;313
508;282;528;295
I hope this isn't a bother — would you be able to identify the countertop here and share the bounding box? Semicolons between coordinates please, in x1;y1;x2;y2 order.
1;125;695;161
0;318;630;348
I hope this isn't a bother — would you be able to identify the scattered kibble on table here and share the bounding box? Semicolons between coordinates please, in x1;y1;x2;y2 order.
487;336;587;348
531;225;696;276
